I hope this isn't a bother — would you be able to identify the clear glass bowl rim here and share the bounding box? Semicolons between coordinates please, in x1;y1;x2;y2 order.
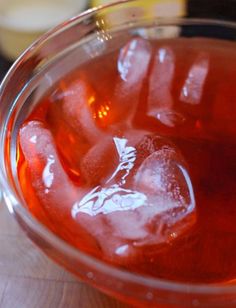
0;0;236;298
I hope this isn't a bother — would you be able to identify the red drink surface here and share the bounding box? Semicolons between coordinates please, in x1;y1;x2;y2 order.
17;37;236;284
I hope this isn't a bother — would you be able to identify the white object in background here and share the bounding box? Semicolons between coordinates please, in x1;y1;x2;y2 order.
0;0;88;60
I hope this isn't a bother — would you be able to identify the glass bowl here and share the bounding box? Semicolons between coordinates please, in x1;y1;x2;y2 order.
0;1;236;307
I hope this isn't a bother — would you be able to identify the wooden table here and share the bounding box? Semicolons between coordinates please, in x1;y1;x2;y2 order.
0;196;129;308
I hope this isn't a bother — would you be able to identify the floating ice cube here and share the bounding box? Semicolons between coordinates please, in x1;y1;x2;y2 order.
72;134;196;263
19;121;80;214
147;47;175;126
180;53;209;105
108;38;152;126
80;136;119;185
47;78;105;175
133;135;196;245
79;128;148;186
61;78;102;142
19;120;111;251
75;210;141;262
134;148;193;205
72;136;145;217
72;135;149;262
118;38;151;84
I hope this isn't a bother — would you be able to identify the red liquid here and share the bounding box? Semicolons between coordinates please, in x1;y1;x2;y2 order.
17;37;236;284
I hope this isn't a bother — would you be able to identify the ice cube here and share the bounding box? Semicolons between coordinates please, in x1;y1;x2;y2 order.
107;38;152;126
74;210;141;263
23;122;132;255
147;47;175;126
134;148;192;204
72;134;149;262
79;127;148;186
19;121;80;212
72;135;145;217
180;53;209;105
19;120;99;250
133;135;196;244
135;134;178;164
118;38;151;84
47;77;104;176
73;186;149;263
80;136;119;185
61;78;103;143
72;134;196;264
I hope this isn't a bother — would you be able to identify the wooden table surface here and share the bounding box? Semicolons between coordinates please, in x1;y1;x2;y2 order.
0;195;130;308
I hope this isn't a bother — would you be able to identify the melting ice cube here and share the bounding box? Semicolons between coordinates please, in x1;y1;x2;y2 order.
108;38;152;126
19;121;80;216
61;78;103;142
19;120;100;251
118;38;151;84
133;135;196;245
47;78;104;175
80;136;119;185
72;133;196;263
180;53;209;105
72;136;146;218
147;47;176;126
72;135;149;261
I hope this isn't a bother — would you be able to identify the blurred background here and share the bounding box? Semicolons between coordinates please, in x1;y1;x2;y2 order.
0;0;236;81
